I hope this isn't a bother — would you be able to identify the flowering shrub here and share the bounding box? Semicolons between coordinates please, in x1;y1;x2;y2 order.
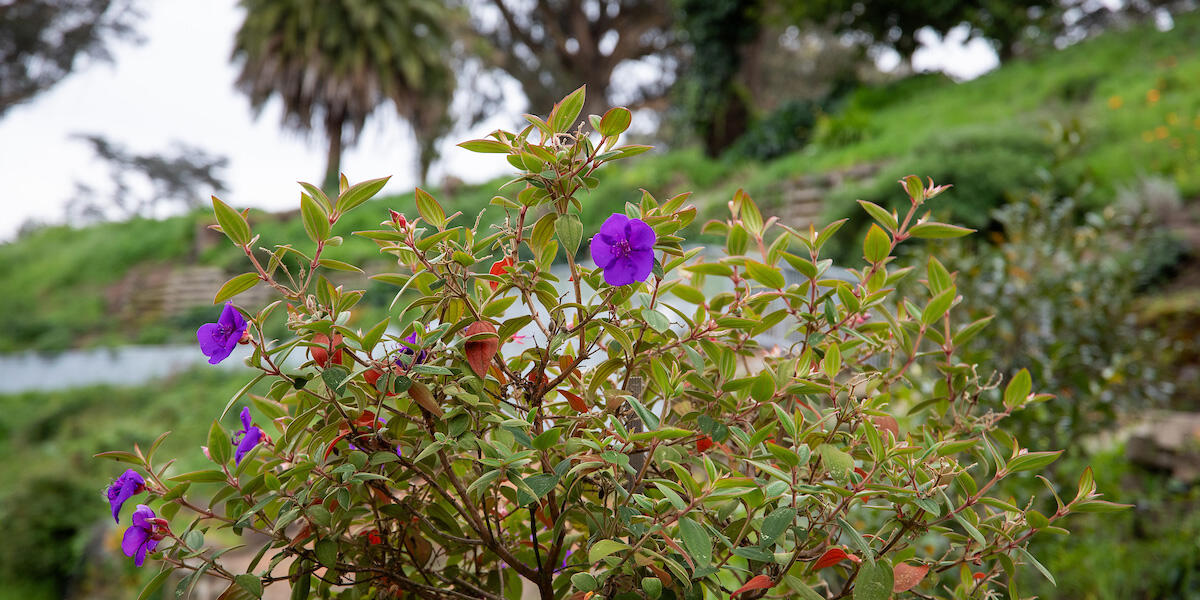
101;88;1122;600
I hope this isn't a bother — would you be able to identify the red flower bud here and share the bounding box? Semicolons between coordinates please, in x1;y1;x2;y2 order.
390;210;407;228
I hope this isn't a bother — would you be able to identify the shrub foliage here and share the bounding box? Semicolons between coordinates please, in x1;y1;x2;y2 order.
102;89;1120;600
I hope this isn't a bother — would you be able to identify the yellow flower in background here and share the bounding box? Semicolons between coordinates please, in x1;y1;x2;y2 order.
1167;112;1180;125
1147;88;1161;104
1107;95;1123;109
1156;126;1169;139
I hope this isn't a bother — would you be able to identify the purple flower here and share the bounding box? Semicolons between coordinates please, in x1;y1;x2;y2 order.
106;469;146;522
232;407;263;464
121;504;163;567
197;302;248;364
589;213;656;286
399;332;427;368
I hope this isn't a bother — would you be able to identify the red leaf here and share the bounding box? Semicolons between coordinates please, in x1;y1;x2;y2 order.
560;389;589;412
872;414;900;440
732;575;774;597
696;435;714;453
463;321;499;377
489;258;513;291
893;563;930;592
814;547;856;570
310;333;345;368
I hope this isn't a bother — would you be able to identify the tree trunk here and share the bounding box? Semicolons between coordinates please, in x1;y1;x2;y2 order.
323;117;344;197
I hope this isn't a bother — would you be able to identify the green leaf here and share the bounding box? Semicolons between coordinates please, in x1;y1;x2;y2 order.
641;308;670;333
234;574;263;599
761;507;796;545
571;573;599;592
1006;450;1062;473
863;224;890;263
314;539;337;568
819;444;853;483
414;187;446;229
555;213;584;256
598;107;632;136
857;200;898;232
1004;369;1032;409
588;539;631;563
652;482;688;510
550;85;586;133
137;568;172;600
853;559;894;600
300;194;330;243
214;273;260;304
336;176;390;215
908;222;974;239
678;517;712;568
953;511;987;547
521;473;559;503
921;286;956;326
212;196;251;246
317;258;363;273
823;342;842;378
628;397;661;430
531;428;562;451
457;139;510;153
208;420;231;465
1017;547;1056;586
169;470;228;483
745;261;786;289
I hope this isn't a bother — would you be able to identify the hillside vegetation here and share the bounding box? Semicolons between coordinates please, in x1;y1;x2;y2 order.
2;12;1198;353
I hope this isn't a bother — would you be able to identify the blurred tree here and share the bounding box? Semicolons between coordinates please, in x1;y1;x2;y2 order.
785;0;1178;62
0;0;140;118
232;0;456;191
674;0;761;156
66;134;228;222
468;0;676;120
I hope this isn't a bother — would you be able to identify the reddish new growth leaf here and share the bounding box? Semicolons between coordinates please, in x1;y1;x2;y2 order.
489;257;513;291
872;414;901;440
464;321;498;377
814;547;857;570
892;563;930;592
732;575;774;597
696;435;714;453
560;389;589;412
310;333;346;368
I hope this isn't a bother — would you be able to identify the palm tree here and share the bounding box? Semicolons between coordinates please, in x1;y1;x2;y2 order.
232;0;456;192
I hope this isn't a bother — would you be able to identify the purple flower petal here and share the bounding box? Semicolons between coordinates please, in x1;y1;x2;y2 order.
235;426;262;464
196;323;225;357
239;406;252;431
603;257;640;286
590;233;617;269
106;470;145;522
625;218;656;250
629;248;655;282
598;213;630;239
122;525;149;558
131;504;155;529
218;302;246;331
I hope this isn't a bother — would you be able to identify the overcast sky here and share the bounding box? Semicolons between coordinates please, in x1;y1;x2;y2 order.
0;2;998;241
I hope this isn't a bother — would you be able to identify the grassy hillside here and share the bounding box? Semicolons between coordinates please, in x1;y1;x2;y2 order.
3;12;1198;353
0;368;254;599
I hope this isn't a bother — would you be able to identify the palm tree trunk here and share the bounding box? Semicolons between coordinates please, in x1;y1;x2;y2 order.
323;117;344;196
